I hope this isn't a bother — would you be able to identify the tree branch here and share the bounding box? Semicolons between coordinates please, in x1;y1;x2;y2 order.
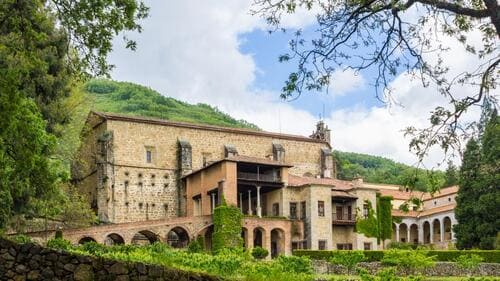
413;0;490;18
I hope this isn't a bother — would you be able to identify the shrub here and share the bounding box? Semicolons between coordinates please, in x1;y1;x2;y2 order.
329;250;365;274
456;254;484;272
251;247;269;259
274;255;313;274
46;238;72;250
12;234;32;244
187;236;204;253
79;241;109;255
387;242;417;250
212;199;243;253
382;249;435;275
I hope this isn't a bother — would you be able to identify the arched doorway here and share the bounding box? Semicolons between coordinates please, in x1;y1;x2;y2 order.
104;233;125;246
399;223;408;243
409;224;418;244
423;221;431;244
432;219;441;243
131;230;159;245
166;227;190;248
253;227;265;248
443;217;452;241
78;236;97;245
270;228;285;258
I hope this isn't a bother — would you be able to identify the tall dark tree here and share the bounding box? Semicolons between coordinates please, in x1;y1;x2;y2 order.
444;161;459;187
454;110;499;249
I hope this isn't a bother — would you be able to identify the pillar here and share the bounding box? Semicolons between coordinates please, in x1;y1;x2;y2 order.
395;224;400;242
247;228;254;249
264;230;271;260
211;193;215;214
407;227;411;244
248;190;252;215
418;224;423;244
429;222;434;243
239;193;243;212
256;185;262;218
440;219;444;242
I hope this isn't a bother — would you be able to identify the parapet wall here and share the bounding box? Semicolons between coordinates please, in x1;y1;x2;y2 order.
0;238;221;281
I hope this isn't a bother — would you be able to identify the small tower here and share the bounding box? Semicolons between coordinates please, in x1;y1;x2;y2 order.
310;120;331;144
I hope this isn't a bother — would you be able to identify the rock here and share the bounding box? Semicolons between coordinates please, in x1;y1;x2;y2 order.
29;245;41;256
136;263;147;275
64;263;77;272
8;247;17;257
41;267;55;279
148;265;163;277
28;259;39;270
115;275;130;281
13;275;26;281
2;252;15;261
15;264;29;274
74;264;94;281
27;270;40;280
46;253;59;262
108;262;128;275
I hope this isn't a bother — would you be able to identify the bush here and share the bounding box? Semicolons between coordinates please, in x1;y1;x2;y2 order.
456;254;484;270
387;242;417;250
251;247;269;259
187;236;204;253
329;251;365;274
12;234;32;244
46;238;72;250
274;255;313;274
382;249;436;275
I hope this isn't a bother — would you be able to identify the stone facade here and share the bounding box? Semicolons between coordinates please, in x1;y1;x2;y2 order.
0;238;222;281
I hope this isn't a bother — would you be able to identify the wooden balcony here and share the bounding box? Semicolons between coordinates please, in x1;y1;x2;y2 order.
332;212;356;226
237;171;281;183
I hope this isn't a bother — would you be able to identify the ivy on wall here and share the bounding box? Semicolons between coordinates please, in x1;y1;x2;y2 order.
212;197;243;253
356;195;393;246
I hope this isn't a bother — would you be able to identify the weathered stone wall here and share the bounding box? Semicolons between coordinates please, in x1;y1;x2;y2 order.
312;260;500;277
0;238;221;281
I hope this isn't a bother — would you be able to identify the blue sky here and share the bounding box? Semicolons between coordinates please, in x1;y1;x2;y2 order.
108;1;487;168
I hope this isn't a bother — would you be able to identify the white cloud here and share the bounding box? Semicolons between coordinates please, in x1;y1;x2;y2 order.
108;0;492;169
328;69;365;96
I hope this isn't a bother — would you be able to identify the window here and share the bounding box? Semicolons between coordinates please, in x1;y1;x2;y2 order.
318;240;327;250
412;206;418;211
290;202;297;219
300;201;306;219
448;197;451;202
272;203;280;216
434;200;437;205
146;150;152;163
363;242;372;250
318;201;325;217
363;203;369;218
336;243;353;250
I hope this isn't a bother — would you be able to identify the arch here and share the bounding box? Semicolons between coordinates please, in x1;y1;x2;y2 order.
253;227;265;248
166;227;190;248
409;224;418;244
443;216;452;241
270;228;285;258
78;236;97;245
398;223;408;243
423;221;431;244
131;230;159;245
104;233;125;246
432;219;441;243
196;224;214;251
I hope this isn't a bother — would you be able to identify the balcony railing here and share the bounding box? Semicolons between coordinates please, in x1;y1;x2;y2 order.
237;172;281;182
332;212;357;225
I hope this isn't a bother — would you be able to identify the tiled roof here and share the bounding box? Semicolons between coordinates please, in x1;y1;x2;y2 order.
331;190;358;199
422;186;459;201
378;189;425;200
288;175;353;190
226;155;293;167
392;203;456;218
92;111;329;145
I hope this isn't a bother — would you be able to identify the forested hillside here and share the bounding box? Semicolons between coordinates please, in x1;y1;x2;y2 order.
334;151;455;191
85;79;259;129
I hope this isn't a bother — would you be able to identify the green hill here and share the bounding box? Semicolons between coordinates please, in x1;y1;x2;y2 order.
84;79;259;129
334;151;449;191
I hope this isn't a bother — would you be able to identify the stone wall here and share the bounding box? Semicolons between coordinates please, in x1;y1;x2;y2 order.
312;260;500;277
0;238;221;281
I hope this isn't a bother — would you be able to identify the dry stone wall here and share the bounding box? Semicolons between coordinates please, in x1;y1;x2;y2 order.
0;238;222;281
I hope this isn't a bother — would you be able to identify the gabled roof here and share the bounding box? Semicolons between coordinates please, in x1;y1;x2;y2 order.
422;186;459;201
91;111;330;145
392;203;456;218
288;175;354;190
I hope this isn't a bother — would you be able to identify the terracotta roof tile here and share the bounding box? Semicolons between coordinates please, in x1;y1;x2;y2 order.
288;175;353;190
392;203;456;218
378;189;425;200
422;186;459;200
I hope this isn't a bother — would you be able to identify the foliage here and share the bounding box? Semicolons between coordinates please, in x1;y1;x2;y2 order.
356;196;393;245
211;200;244;253
187;236;205;253
85;79;260;129
274;255;313;274
334;151;447;191
381;249;436;275
387;242;418;250
358;267;424;281
12;234;33;244
455;254;484;271
252;0;499;163
444;161;460;187
251;246;269;259
455;110;500;250
329;251;365;274
46;238;72;251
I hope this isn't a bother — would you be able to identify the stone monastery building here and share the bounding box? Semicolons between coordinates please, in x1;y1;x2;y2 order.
60;112;458;256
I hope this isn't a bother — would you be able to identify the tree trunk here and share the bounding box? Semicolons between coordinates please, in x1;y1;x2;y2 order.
483;0;500;37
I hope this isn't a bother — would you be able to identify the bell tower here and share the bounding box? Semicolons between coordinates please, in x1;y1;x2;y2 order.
310;120;331;144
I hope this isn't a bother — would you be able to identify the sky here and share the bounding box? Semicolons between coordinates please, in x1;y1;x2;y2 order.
108;1;494;169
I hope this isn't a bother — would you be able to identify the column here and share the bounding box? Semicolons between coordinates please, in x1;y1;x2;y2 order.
256;185;262;217
239;193;243;212
418;224;423;244
247;228;254;249
407;227;411;244
248;190;252;215
264;230;271;260
429;223;434;243
395;224;400;242
440;219;444;242
211;193;215;214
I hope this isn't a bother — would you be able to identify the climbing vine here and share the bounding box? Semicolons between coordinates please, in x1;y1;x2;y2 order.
356;195;393;246
212;197;243;253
